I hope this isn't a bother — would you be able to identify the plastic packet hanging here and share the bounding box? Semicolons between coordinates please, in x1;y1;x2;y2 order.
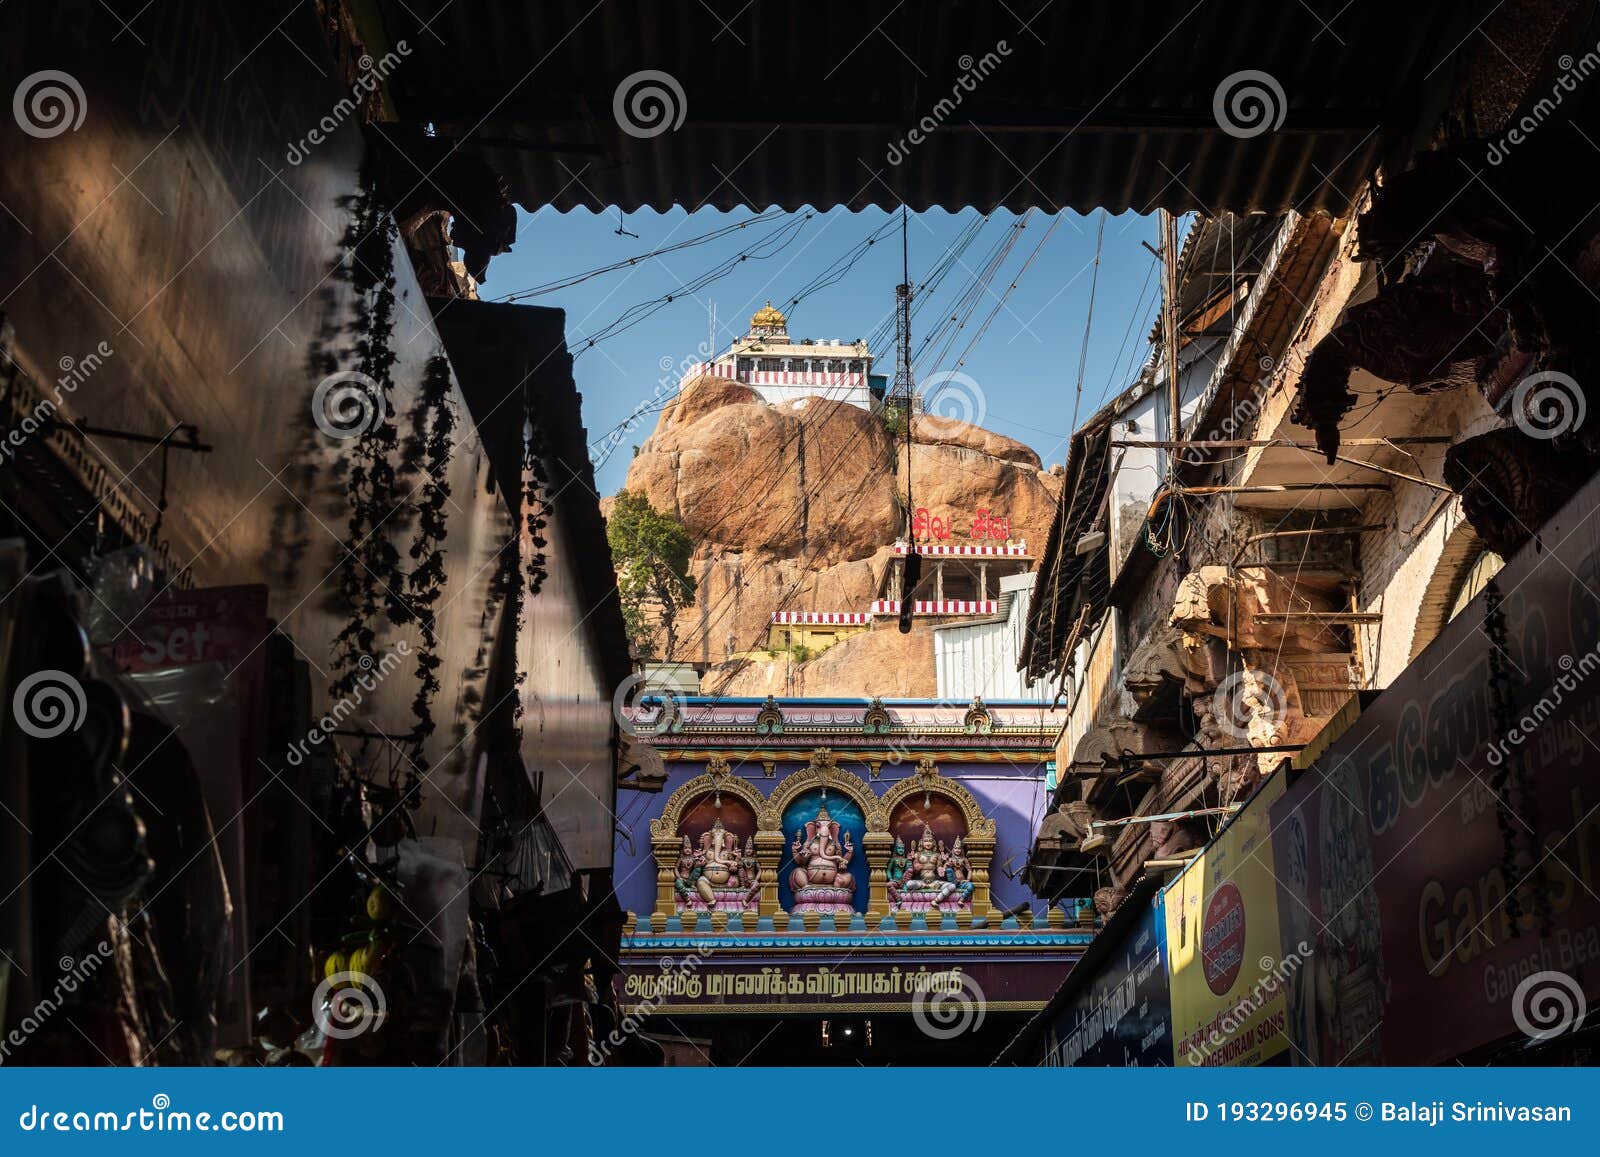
85;544;165;646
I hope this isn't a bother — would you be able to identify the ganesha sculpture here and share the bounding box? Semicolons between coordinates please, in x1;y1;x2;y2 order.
788;804;856;915
674;818;759;912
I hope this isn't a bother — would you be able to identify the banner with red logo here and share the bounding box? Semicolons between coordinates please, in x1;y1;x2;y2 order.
1166;773;1296;1066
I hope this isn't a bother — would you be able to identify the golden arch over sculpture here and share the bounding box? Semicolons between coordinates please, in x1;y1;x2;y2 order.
649;756;766;840
646;756;769;930
869;756;995;836
754;749;875;831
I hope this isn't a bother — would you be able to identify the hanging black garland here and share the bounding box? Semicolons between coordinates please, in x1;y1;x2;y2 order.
522;417;553;598
329;172;403;704
489;515;525;732
400;351;457;769
456;532;505;748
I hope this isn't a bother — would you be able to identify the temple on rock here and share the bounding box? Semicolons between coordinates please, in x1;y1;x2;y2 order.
682;302;884;409
611;695;1085;1064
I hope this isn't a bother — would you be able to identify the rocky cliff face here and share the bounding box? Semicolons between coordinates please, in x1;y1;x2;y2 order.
615;374;1062;696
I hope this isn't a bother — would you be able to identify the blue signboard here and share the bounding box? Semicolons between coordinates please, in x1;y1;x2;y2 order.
1043;893;1173;1066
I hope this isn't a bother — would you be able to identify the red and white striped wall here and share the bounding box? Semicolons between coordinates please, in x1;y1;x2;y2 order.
680;364;870;391
770;611;871;625
681;361;739;381
893;542;1030;557
746;370;868;389
870;600;1000;617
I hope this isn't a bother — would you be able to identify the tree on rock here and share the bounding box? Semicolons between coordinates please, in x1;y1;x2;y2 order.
607;490;697;659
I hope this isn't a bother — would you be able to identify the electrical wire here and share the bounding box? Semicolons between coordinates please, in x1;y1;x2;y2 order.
570;211;819;357
494;209;788;303
1067;211;1107;439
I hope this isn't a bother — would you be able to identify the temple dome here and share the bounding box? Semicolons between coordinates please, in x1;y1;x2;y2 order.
749;300;788;332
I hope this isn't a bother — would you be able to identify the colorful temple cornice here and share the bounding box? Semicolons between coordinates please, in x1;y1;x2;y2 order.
614;695;1084;1020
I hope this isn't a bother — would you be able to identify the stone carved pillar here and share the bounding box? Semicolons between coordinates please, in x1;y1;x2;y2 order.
863;831;893;921
965;831;996;920
650;835;681;932
754;830;785;922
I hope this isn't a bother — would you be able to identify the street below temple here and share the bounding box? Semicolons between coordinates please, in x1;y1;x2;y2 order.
1;1;1597;1083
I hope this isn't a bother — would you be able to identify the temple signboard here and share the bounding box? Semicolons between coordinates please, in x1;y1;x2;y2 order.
1265;468;1600;1065
911;507;1012;542
1042;893;1173;1066
615;954;1075;1015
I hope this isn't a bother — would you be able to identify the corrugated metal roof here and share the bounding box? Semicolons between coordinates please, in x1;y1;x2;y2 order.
1022;410;1115;681
935;574;1052;700
362;0;1494;215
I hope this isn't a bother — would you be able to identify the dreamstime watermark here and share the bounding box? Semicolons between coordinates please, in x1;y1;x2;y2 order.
592;343;714;467
1;341;115;467
1487;41;1600;165
1511;969;1587;1042
919;370;987;435
911;969;986;1039
1486;641;1600;767
285;43;412;165
284;643;410;767
592;952;707;1064
1212;70;1286;139
885;42;1012;166
12;70;86;138
612;670;682;738
1210;668;1288;743
1181;356;1270;466
11;669;88;740
1180;942;1313;1065
0;942;114;1064
1510;370;1584;440
312;970;388;1040
17;1095;283;1133
311;370;388;440
878;690;977;767
613;70;686;139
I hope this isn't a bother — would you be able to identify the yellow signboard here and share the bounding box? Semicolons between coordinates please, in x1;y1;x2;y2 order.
1165;773;1298;1066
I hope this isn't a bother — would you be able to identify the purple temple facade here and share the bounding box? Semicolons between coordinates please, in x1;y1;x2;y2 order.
608;696;1090;1033
614;695;1086;931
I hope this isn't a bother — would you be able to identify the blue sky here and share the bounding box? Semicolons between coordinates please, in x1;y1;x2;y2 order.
485;205;1165;495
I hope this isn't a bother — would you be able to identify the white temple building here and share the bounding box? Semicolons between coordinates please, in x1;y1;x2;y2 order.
681;302;884;409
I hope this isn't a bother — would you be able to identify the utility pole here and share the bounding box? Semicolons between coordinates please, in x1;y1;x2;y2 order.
894;211;914;410
1160;210;1181;467
895;206;919;634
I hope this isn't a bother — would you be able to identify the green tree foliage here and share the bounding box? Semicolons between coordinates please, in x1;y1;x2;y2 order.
880;400;908;440
607;490;697;659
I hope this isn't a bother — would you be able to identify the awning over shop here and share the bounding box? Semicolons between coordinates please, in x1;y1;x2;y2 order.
358;0;1496;216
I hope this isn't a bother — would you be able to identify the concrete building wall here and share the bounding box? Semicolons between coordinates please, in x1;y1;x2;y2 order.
1353;389;1506;689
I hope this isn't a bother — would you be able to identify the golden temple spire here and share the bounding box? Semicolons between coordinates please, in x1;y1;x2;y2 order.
749;299;788;334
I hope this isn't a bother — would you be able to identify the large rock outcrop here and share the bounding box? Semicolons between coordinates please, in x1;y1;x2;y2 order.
703;624;938;698
616;374;1062;695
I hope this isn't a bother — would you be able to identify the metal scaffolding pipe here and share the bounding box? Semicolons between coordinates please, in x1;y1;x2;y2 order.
1090;804;1241;829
